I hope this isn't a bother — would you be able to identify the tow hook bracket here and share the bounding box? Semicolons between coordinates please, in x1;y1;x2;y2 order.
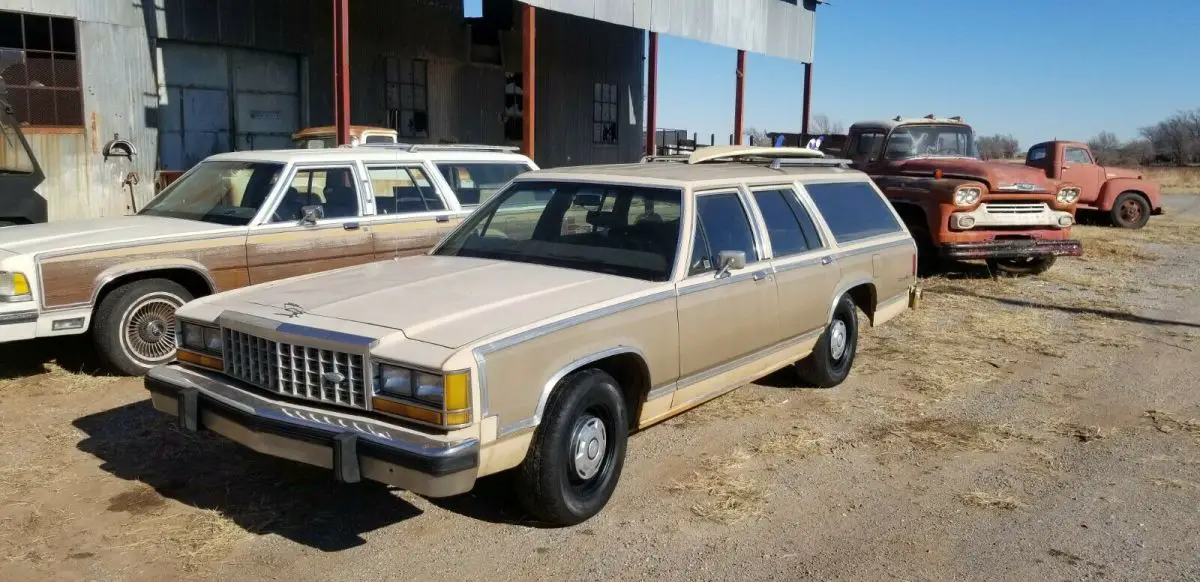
333;433;362;484
179;387;200;433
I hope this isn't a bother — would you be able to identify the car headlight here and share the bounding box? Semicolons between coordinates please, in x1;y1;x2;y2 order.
1056;187;1080;205
953;187;982;207
373;363;471;427
179;321;222;354
0;271;32;303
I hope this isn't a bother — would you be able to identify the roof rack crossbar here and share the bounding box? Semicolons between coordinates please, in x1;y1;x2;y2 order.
639;154;689;163
358;143;521;153
768;157;853;169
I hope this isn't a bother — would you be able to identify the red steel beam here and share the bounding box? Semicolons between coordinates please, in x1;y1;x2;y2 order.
333;0;350;146
521;3;536;159
801;62;813;136
733;49;746;145
644;31;659;157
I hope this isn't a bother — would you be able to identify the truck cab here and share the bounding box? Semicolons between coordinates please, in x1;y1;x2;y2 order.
1025;141;1162;229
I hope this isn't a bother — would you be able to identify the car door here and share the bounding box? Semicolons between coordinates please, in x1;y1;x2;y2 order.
749;185;841;343
362;163;460;260
1059;146;1105;205
672;188;779;409
246;163;374;284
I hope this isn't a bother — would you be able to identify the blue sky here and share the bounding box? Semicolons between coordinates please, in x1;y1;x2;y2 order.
469;1;1198;150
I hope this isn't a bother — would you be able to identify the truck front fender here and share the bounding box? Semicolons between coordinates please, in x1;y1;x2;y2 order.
1097;178;1161;212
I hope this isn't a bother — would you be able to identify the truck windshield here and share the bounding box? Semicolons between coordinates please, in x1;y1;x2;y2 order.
139;161;284;226
0;117;33;174
885;125;977;160
434;180;683;282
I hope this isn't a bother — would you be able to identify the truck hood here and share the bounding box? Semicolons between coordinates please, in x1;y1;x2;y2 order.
0;215;237;256
208;255;656;350
894;157;1056;191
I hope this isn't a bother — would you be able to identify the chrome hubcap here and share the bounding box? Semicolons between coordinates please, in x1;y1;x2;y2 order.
124;297;180;363
570;415;607;480
829;320;848;360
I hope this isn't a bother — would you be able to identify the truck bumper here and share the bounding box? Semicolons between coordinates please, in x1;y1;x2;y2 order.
941;239;1083;260
144;364;480;498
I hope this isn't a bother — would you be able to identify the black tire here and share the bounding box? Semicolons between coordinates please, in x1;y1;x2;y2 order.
0;221;14;228
796;293;859;388
515;368;629;526
1110;192;1150;229
986;256;1057;276
93;278;193;376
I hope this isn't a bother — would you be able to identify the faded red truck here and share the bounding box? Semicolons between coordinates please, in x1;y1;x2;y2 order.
1025;141;1163;229
833;116;1082;275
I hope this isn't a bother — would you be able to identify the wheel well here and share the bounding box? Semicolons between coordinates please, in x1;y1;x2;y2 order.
94;269;214;307
891;202;929;234
845;283;877;324
583;352;651;431
1118;190;1150;206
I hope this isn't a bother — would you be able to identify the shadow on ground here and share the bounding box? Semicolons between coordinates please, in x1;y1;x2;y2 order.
931;286;1200;329
0;337;110;380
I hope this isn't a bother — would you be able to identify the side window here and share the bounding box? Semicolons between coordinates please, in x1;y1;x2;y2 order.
1028;145;1047;162
853;132;884;158
368;166;446;215
752;189;821;257
436;163;532;206
688;219;714;276
270;167;360;223
1065;147;1092;165
689;193;759;276
805;181;903;244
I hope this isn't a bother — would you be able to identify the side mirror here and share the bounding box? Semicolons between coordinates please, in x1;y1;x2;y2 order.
715;250;746;278
300;205;324;225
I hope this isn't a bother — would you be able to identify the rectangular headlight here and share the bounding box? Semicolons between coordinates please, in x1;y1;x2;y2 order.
373;363;471;427
179;321;222;355
0;271;32;302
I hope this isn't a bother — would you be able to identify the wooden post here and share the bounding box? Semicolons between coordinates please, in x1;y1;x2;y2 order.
733;49;746;145
521;4;536;159
333;0;350;146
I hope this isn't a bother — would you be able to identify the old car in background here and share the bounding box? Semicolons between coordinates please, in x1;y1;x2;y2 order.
144;146;919;525
833;116;1083;275
1025;140;1163;229
291;125;399;149
0;144;535;375
0;49;46;227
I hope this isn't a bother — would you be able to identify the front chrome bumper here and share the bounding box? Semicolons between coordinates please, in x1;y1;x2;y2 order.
941;239;1084;260
950;203;1074;230
144;364;479;497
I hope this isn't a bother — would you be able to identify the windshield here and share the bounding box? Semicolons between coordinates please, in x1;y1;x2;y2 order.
885;124;977;160
434;180;683;282
139;161;283;225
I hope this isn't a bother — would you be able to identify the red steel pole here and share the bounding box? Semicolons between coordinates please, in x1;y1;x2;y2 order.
733;49;746;145
521;4;536;159
334;0;350;146
644;31;659;157
801;61;813;137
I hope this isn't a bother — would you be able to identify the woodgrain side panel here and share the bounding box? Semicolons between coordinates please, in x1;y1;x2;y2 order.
370;218;458;261
38;236;249;309
246;225;375;285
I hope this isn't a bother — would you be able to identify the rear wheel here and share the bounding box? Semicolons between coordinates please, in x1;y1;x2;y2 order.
93;279;193;376
987;256;1057;276
796;293;859;388
1110;192;1150;229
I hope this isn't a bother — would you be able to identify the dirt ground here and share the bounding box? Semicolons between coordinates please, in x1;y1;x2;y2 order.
3;195;1199;582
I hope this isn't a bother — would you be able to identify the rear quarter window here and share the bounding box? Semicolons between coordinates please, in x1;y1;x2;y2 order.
805;181;903;244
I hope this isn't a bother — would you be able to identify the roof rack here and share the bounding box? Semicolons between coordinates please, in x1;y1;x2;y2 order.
639;154;690;163
686;145;828;165
767;157;853;170
358;143;521;154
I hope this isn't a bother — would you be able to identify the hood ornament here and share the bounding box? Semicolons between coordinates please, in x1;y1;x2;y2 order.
282;302;305;318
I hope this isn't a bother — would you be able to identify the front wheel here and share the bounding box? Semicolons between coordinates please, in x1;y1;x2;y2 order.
515;368;629;526
796;293;859;388
93;279;193;376
1110;192;1150;229
987;256;1057;276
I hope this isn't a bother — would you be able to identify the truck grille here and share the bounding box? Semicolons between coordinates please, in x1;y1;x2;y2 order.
982;203;1049;215
223;329;368;410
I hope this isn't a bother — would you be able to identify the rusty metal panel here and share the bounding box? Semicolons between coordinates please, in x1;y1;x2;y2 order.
519;0;816;62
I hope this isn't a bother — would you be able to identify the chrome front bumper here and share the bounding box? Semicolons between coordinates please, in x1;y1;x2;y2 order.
144;364;479;497
950;203;1074;230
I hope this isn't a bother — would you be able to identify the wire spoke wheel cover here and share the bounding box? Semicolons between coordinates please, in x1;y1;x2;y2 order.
120;293;183;363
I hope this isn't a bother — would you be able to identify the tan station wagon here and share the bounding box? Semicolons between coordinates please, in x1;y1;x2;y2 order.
0;144;536;375
144;146;919;525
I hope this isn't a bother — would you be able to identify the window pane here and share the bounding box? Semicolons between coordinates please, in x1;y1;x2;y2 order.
51;16;76;53
139;161;283;226
695;193;758;266
24;15;51;51
0;12;22;49
407;167;445;211
1028;146;1047;161
273;168;359;222
1066;148;1091;164
753;189;812;257
435;162;531;206
805;182;902;243
689;219;714;275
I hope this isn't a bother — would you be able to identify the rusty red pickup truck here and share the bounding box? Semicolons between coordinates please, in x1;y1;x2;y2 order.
1025;141;1163;229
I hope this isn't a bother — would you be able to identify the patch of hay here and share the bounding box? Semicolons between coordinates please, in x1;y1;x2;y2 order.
668;449;769;524
959;491;1025;510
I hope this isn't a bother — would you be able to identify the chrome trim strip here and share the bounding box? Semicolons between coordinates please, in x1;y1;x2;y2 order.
677;269;762;297
274;323;376;347
676;328;822;391
772;254;827;274
0;310;38;325
832;236;913;260
646;382;677;401
496;417;537;439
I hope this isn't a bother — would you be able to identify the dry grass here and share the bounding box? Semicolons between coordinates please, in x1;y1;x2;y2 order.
0;362;121;395
752;427;826;458
1140;166;1200;194
1144;410;1200;439
1074;226;1160;263
668;449;769;524
959;491;1025;510
1050;422;1110;443
870;418;1031;453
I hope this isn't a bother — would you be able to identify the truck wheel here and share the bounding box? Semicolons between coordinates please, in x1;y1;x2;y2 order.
986;256;1057;276
93;279;193;376
796;293;859;388
1110;192;1150;229
516;368;628;526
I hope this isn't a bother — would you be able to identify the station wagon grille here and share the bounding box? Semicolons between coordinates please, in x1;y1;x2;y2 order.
982;202;1049;214
222;329;368;410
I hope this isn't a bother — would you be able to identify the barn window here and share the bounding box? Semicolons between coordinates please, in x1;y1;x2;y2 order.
0;10;83;127
385;57;429;138
593;82;618;145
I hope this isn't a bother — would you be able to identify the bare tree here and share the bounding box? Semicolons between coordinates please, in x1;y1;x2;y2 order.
976;134;1020;160
810;114;845;135
1140;108;1200;165
1087;131;1121;164
743;127;771;146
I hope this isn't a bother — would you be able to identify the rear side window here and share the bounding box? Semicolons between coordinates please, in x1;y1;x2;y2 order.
752;189;822;257
436;162;532;206
1027;145;1047;162
805;181;902;244
689;193;758;275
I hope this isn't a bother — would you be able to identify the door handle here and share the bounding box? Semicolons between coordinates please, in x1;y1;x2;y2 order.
344;222;360;230
752;270;768;281
820;256;834;266
1061;165;1071;170
436;215;450;223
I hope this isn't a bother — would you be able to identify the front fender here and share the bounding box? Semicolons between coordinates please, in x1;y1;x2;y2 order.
91;259;216;304
1098;178;1161;211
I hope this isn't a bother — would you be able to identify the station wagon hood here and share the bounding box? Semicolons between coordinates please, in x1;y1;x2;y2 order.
228;256;655;349
895;158;1056;192
0;215;235;256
